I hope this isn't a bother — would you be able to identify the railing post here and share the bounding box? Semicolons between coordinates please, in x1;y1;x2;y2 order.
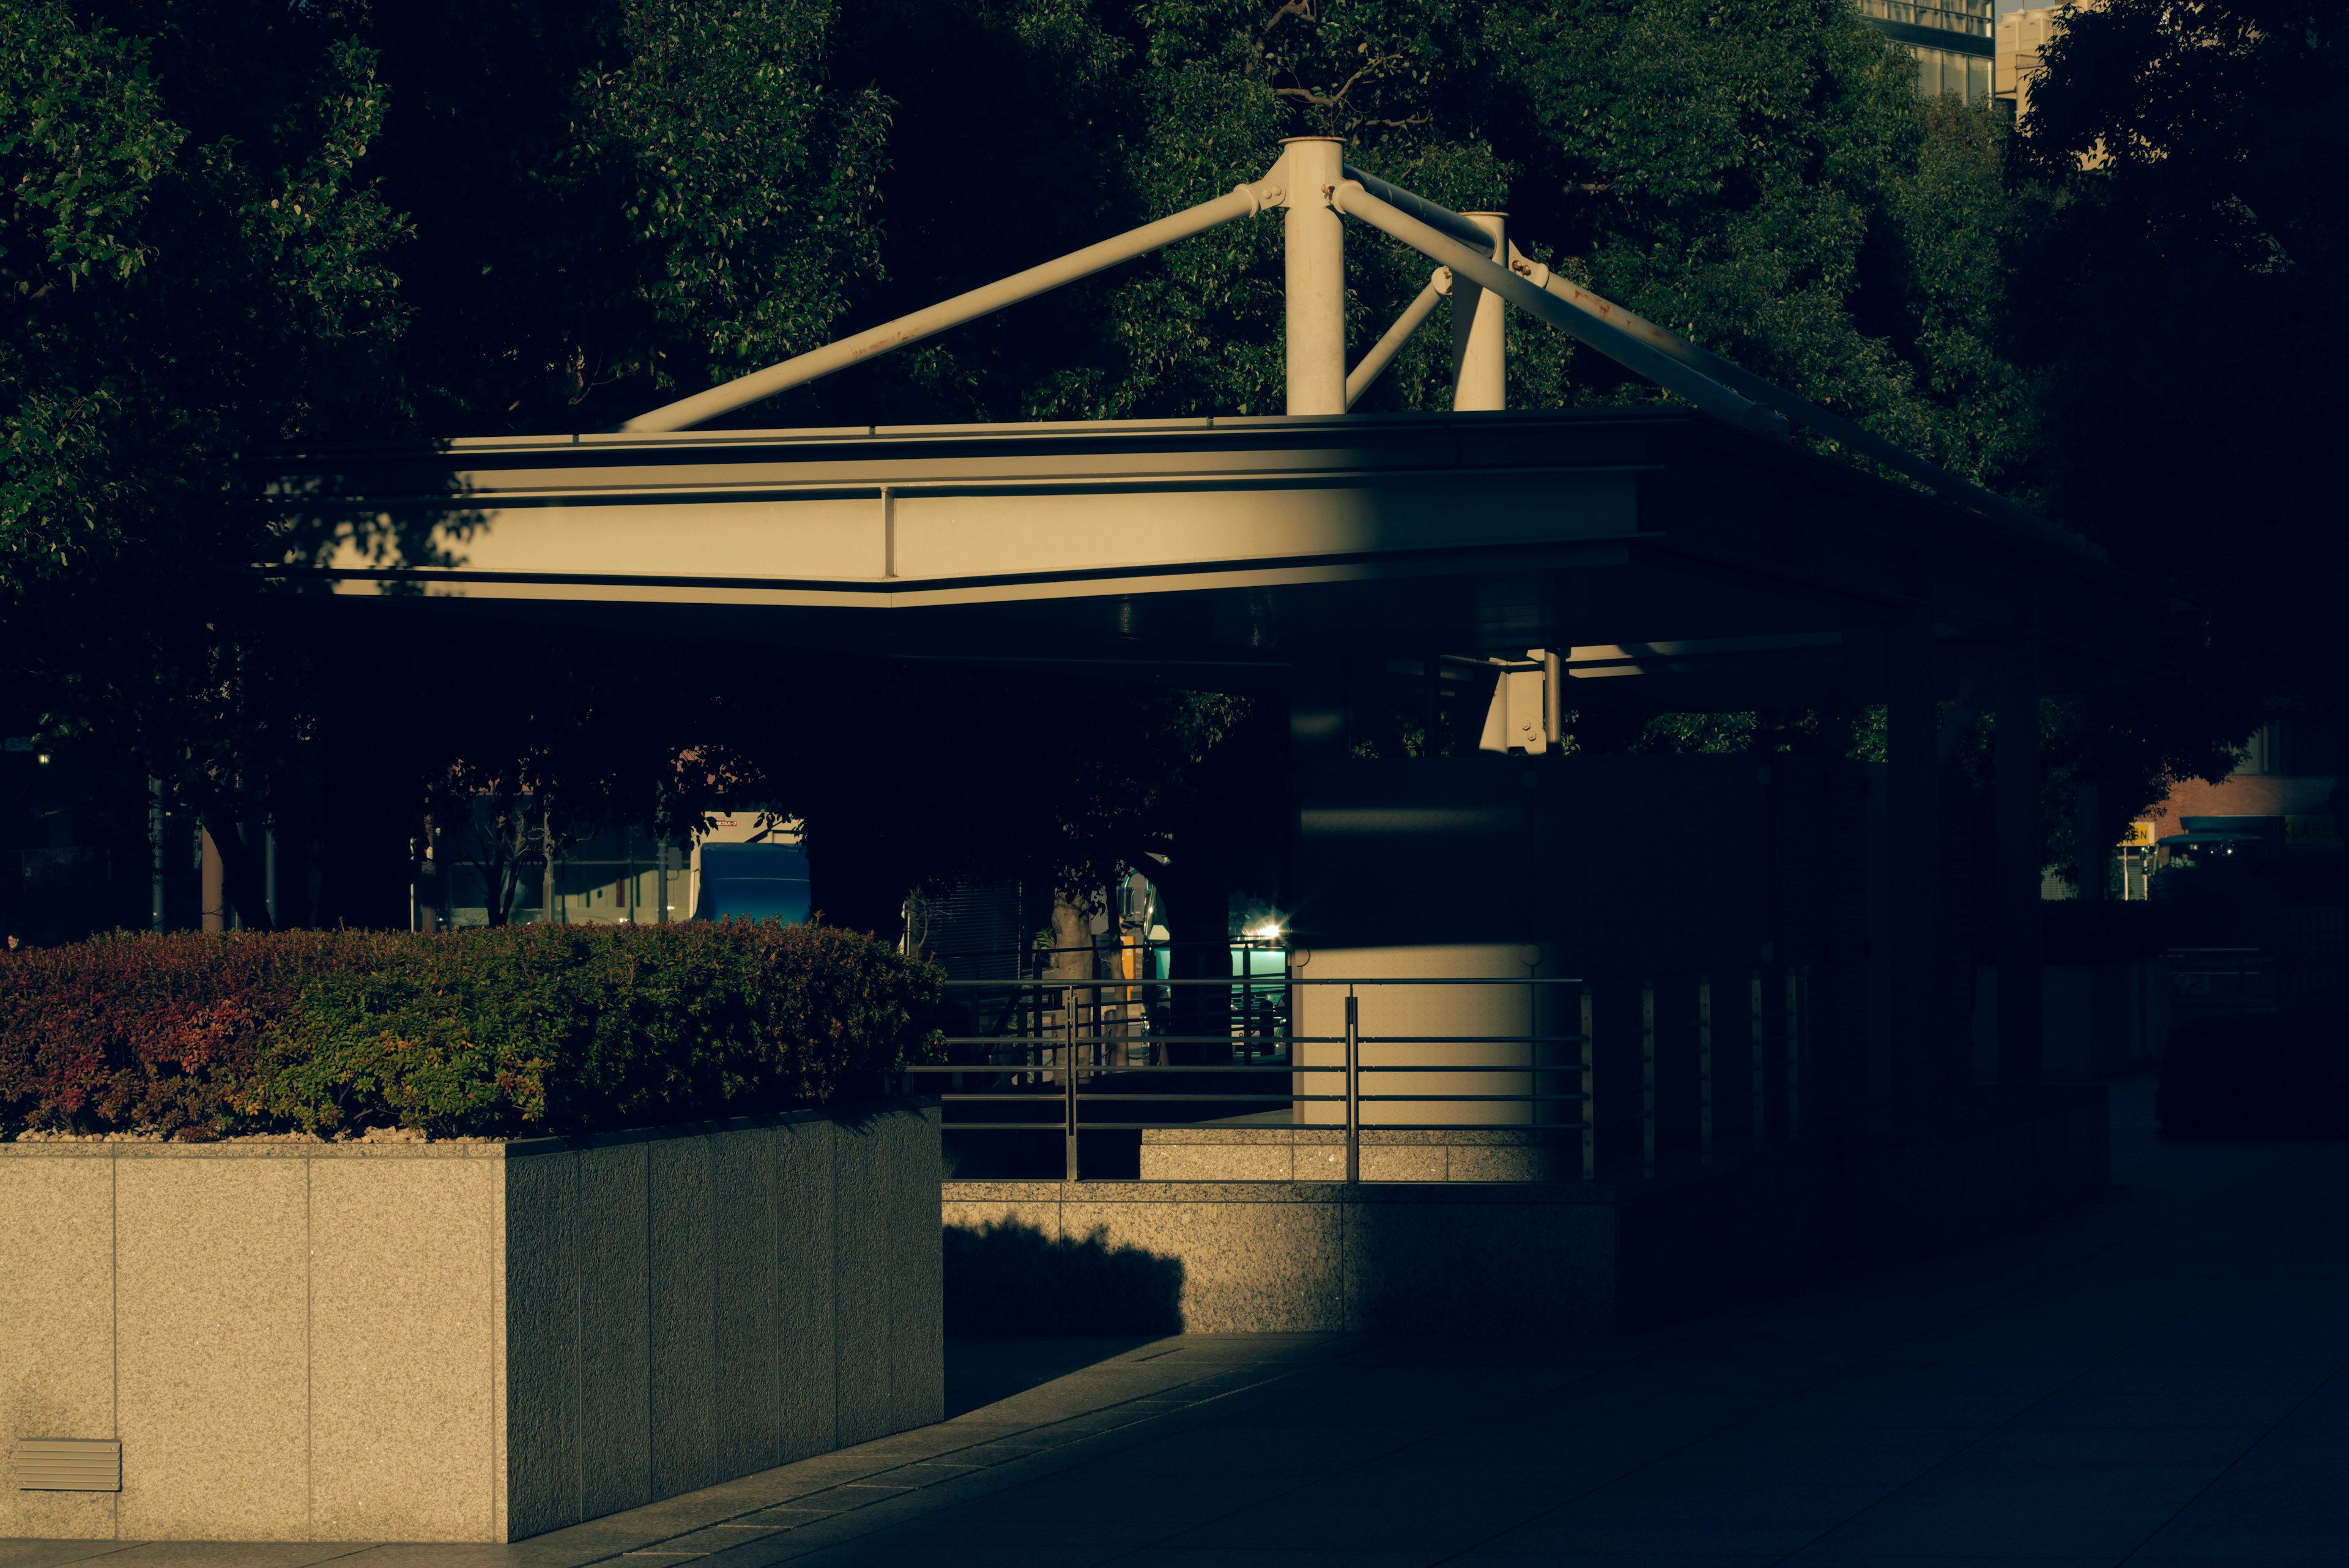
1751;970;1767;1150
1699;975;1713;1164
1641;978;1657;1179
1063;984;1080;1183
1579;983;1596;1181
1344;987;1361;1184
1786;968;1803;1142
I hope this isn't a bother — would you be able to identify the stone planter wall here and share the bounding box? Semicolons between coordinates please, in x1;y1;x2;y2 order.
944;1144;1830;1336
1;1102;940;1544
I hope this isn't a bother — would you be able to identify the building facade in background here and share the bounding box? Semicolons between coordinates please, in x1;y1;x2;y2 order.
1994;6;2061;124
2142;721;2343;866
1859;0;1997;102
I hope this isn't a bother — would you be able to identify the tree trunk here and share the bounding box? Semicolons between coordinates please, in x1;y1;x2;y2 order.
199;812;275;932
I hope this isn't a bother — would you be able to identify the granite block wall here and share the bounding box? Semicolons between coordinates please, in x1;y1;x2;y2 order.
0;1101;941;1545
943;1150;1831;1336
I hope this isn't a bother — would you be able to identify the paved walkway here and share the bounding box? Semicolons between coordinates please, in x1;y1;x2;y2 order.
8;1077;2345;1567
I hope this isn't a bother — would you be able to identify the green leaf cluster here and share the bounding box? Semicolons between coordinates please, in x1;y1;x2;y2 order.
19;0;2283;933
374;0;889;423
2;0;410;919
0;921;944;1139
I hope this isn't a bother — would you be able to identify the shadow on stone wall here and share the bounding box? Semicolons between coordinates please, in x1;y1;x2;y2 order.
944;1219;1184;1336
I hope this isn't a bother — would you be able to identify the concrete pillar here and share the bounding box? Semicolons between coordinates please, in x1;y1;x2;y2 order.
1886;620;1942;1116
1290;653;1351;763
1449;212;1507;411
1422;652;1445;756
1995;634;2044;1090
1296;943;1553;1131
1280;138;1347;417
2074;781;2104;901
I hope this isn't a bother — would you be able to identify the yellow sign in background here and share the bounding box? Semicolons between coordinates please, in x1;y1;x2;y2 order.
2286;815;2339;845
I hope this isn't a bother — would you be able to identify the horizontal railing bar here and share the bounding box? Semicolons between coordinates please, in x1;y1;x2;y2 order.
1353;1093;1592;1102
1305;1123;1595;1134
940;1093;1343;1104
943;1122;1593;1134
938;976;1592;989
1341;1063;1588;1072
933;1039;1318;1049
1034;1124;1590;1135
1353;1036;1592;1046
932;1087;1344;1097
911;1061;1590;1076
933;1036;1296;1047
939;1091;1590;1105
940;972;1806;989
933;1090;1587;1102
922;1046;1737;1071
932;1038;1600;1049
910;1063;1305;1075
1069;1093;1338;1104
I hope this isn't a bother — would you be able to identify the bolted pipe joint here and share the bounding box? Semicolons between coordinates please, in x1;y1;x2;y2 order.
1234;171;1288;216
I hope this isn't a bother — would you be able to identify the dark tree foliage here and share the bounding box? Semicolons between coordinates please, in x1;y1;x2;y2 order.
2012;0;2348;846
367;0;889;431
2;0;406;927
4;0;2315;936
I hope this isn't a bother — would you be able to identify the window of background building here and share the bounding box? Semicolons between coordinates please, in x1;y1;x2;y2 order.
1906;45;1994;102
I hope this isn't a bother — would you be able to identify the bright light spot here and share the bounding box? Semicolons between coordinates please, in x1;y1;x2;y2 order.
1245;920;1283;940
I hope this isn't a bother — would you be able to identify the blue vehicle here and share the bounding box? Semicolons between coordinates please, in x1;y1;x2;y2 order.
693;841;812;924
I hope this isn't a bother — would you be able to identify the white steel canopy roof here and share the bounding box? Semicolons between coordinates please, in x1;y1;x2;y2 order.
260;407;2149;705
251;147;2149;705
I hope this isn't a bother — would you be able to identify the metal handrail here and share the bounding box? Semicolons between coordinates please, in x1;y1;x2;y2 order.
915;967;1810;1183
938;975;1592;986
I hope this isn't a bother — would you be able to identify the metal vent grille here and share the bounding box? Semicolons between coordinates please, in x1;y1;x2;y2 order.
16;1439;120;1492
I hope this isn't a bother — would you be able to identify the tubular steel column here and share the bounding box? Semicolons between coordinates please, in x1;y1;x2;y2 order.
1579;983;1596;1180
1786;969;1803;1140
1997;632;2045;1089
1641;979;1657;1178
1751;971;1767;1148
2075;782;2105;901
1281;138;1348;416
1450;212;1508;411
1699;975;1713;1162
1887;617;1945;1117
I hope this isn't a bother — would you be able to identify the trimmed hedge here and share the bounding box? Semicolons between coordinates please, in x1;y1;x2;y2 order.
2156;1011;2349;1139
0;923;942;1140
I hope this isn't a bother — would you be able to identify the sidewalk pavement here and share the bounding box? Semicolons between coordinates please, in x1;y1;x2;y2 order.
7;1076;2345;1567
